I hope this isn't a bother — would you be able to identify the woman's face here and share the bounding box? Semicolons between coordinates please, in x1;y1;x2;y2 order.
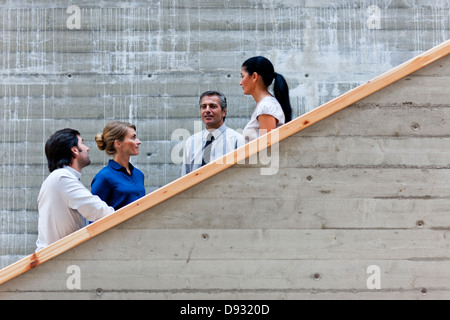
240;67;256;96
116;128;141;156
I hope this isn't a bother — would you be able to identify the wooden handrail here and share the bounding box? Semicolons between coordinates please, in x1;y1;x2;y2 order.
1;39;449;286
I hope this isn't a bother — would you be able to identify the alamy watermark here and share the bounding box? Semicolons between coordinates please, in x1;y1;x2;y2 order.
66;265;81;290
66;5;81;30
366;5;382;30
366;265;381;290
66;4;382;31
64;3;382;175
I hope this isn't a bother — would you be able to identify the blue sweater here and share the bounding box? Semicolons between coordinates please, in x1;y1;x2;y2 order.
91;160;145;210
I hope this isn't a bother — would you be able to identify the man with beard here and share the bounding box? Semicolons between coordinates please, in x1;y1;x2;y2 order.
36;128;114;251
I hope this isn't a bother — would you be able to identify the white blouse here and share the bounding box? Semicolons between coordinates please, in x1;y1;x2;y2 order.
243;96;285;143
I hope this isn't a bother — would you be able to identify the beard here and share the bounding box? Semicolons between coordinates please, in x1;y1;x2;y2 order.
79;156;91;169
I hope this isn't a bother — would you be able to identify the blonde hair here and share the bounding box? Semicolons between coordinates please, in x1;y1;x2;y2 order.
95;121;137;156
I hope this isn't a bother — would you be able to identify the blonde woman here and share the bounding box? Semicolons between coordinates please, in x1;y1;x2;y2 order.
91;121;145;210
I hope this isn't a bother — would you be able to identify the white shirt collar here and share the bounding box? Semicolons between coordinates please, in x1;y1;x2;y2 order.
63;165;81;181
203;123;227;140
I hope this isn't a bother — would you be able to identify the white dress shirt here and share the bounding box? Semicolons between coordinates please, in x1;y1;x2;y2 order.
36;166;114;251
243;96;285;143
182;124;244;175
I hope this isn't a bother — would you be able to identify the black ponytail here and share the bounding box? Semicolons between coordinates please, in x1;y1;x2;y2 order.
273;72;292;123
242;56;292;123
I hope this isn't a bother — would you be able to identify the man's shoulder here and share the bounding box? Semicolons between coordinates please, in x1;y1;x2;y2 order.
186;130;204;143
224;126;244;138
40;168;76;192
45;167;79;183
46;167;73;178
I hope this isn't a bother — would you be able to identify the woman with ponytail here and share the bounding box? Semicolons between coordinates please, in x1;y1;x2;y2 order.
240;56;292;143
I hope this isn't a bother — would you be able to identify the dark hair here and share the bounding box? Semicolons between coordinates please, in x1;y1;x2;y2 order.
45;128;80;172
199;90;228;121
242;56;292;123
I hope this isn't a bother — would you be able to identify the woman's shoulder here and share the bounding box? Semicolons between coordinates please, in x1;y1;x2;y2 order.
258;95;281;107
134;166;145;177
255;96;283;115
129;164;145;179
91;166;113;189
93;164;116;181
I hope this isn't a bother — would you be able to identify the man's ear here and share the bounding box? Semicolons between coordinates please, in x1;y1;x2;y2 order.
71;146;79;158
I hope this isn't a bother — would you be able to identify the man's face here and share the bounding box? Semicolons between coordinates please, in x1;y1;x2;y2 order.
75;135;91;169
200;95;226;130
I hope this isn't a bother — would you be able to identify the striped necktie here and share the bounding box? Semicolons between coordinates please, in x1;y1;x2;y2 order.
202;133;214;166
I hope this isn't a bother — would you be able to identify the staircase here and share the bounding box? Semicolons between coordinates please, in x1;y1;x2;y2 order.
1;40;449;299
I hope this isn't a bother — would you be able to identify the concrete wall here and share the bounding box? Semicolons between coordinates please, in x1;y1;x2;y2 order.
1;52;449;300
0;0;449;269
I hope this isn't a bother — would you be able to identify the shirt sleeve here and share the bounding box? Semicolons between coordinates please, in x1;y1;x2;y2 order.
254;99;284;123
62;175;114;222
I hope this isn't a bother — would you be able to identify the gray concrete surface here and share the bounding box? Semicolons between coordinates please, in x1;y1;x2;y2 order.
0;49;449;300
0;0;449;270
